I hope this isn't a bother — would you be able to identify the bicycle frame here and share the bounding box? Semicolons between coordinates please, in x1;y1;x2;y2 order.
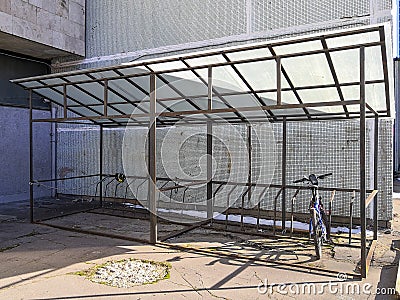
308;186;327;239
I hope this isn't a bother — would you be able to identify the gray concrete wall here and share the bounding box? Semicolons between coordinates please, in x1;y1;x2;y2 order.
0;106;52;203
0;0;85;57
53;0;392;71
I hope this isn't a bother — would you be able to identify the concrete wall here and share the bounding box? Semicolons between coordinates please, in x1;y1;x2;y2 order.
53;0;392;71
0;106;52;203
0;0;85;57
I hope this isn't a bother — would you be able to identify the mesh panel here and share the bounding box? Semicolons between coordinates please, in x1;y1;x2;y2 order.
252;0;369;32
51;118;392;221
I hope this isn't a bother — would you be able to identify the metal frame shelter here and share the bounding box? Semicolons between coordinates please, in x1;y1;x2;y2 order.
12;23;394;278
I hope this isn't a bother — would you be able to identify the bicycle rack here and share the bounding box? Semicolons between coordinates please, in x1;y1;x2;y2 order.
94;175;111;204
182;186;189;203
256;186;269;230
113;181;125;208
225;185;238;230
273;188;283;235
158;180;172;202
328;190;336;240
210;182;226;225
124;178;137;200
100;177;116;208
349;190;356;244
290;188;301;237
241;186;252;231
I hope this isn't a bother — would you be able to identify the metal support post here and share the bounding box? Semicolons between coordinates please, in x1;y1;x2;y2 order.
360;46;367;278
207;66;213;220
99;125;103;207
281;117;287;232
29;89;34;223
247;125;252;222
373;115;379;240
149;73;158;244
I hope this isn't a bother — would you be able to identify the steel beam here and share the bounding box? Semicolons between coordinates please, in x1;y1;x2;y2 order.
207;67;213;219
360;46;367;278
281;117;287;232
18;40;384;89
99;125;103;208
149;74;158;244
29;89;34;223
321;38;349;117
374;115;379;240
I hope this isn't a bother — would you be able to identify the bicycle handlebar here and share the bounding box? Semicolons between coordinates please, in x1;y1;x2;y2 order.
293;177;308;183
293;173;332;184
317;172;333;179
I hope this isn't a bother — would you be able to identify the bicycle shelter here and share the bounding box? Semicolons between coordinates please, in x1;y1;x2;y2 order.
12;23;394;278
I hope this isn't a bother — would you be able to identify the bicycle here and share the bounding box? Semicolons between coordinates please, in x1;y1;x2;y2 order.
293;173;332;259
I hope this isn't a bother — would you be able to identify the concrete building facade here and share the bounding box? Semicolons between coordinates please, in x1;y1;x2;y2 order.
0;0;85;204
0;0;85;59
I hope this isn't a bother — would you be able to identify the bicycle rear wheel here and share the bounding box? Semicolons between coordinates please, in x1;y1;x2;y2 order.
311;208;322;259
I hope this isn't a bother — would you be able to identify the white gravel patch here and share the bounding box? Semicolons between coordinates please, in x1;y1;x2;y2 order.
88;259;170;288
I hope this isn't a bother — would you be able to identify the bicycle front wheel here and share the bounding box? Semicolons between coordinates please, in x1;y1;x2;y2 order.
311;208;322;259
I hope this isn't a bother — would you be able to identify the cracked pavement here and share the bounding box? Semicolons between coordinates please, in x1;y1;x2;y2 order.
0;200;400;299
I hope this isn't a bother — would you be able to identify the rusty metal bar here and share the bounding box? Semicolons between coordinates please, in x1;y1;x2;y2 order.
99;126;103;207
281;117;287;232
365;190;379;207
328;190;336;240
180;58;247;122
349;190;355;244
321;38;349;117
29;89;34;223
257;186;269;230
378;27;391;117
225;185;238;230
290;188;301;236
103;79;108;116
373;115;379;240
276;56;281;105
222;53;275;119
360;46;367;278
29;99;362;123
247;125;252;219
18;40;384;89
241;186;251;231
207;66;213;220
149;74;157;244
62;78;383;105
268;46;311;118
273;188;283;235
63;84;67;119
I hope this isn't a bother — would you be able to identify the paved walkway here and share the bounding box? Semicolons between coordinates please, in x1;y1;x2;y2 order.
0;200;399;299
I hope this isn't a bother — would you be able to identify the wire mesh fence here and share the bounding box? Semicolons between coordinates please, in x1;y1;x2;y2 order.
32;117;391;224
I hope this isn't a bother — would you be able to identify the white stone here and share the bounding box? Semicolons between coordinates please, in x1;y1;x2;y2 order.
52;30;65;49
11;0;36;24
37;8;60;31
29;0;43;8
0;0;11;14
41;0;58;15
68;1;84;25
0;11;12;33
56;0;69;18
